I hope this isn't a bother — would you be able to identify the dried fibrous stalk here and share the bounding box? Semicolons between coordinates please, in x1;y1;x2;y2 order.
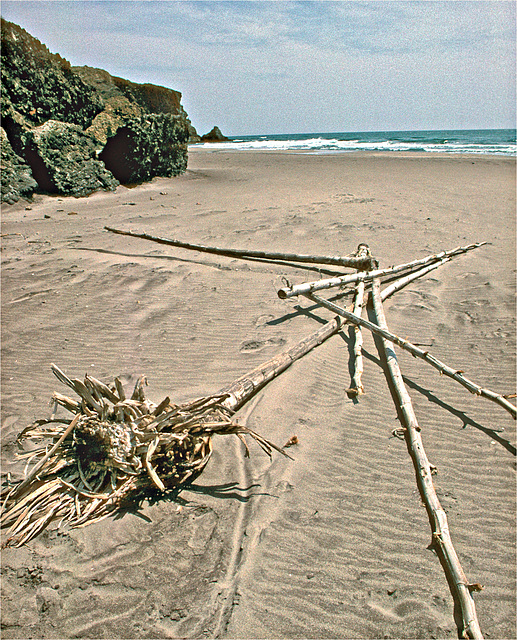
369;279;484;640
1;366;289;548
104;227;379;271
1;310;348;548
277;242;487;299
304;293;516;419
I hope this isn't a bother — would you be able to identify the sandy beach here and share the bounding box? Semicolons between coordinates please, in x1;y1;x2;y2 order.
1;149;515;639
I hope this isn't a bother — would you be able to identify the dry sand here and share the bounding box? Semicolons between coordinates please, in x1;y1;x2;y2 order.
1;149;515;639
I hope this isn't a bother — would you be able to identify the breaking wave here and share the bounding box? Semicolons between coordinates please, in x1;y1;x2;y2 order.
192;129;516;156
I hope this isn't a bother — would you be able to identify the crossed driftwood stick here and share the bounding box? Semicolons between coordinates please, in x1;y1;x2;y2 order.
3;227;515;640
101;228;517;639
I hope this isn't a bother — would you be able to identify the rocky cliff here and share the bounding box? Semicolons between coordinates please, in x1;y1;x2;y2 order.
1;19;199;203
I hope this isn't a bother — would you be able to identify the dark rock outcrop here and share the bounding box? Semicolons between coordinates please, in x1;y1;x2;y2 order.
1;19;197;203
99;113;188;184
1;127;38;204
73;67;199;149
1;21;102;129
72;66;201;146
70;66;143;146
200;126;230;142
27;120;119;196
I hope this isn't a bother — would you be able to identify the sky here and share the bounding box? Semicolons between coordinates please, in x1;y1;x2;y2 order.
1;1;515;136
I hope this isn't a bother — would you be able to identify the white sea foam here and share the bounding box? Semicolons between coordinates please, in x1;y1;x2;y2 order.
191;131;516;156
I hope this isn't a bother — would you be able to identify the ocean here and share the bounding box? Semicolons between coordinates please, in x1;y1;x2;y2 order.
193;128;516;156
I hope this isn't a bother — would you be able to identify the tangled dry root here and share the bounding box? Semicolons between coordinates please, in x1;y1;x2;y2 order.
1;365;288;548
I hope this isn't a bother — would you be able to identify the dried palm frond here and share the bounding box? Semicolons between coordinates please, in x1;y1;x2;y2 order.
1;364;289;548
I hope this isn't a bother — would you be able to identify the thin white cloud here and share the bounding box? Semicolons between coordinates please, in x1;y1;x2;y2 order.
9;1;512;53
1;0;514;134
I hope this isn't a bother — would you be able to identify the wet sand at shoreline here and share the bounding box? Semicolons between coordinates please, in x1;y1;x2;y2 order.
1;149;515;639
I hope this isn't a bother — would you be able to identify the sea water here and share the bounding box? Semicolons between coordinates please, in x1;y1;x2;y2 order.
193;129;516;156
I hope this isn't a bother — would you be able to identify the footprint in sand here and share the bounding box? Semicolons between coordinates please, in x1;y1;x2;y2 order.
240;337;286;353
254;314;275;326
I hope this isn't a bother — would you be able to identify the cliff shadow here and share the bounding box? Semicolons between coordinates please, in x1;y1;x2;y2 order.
2;115;58;194
98;126;138;184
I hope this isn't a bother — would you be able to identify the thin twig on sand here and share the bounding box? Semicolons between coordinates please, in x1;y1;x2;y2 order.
303;292;516;419
104;226;379;271
380;257;451;300
277;242;487;299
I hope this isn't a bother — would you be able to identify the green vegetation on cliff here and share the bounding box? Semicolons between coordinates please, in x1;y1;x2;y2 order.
1;18;195;203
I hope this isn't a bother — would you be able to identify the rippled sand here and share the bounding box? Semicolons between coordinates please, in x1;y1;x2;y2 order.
1;150;515;639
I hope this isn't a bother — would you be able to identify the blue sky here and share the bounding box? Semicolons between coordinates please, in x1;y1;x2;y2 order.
1;1;515;135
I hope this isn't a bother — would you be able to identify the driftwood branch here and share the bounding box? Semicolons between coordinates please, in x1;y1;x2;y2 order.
369;279;484;640
303;293;516;419
104;226;378;271
277;242;487;299
380;257;451;300
220;314;345;411
349;281;365;395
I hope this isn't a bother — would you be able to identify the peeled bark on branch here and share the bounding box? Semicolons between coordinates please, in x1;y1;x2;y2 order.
104;226;378;271
303;293;516;419
369;279;484;640
277;242;487;299
349;281;365;395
